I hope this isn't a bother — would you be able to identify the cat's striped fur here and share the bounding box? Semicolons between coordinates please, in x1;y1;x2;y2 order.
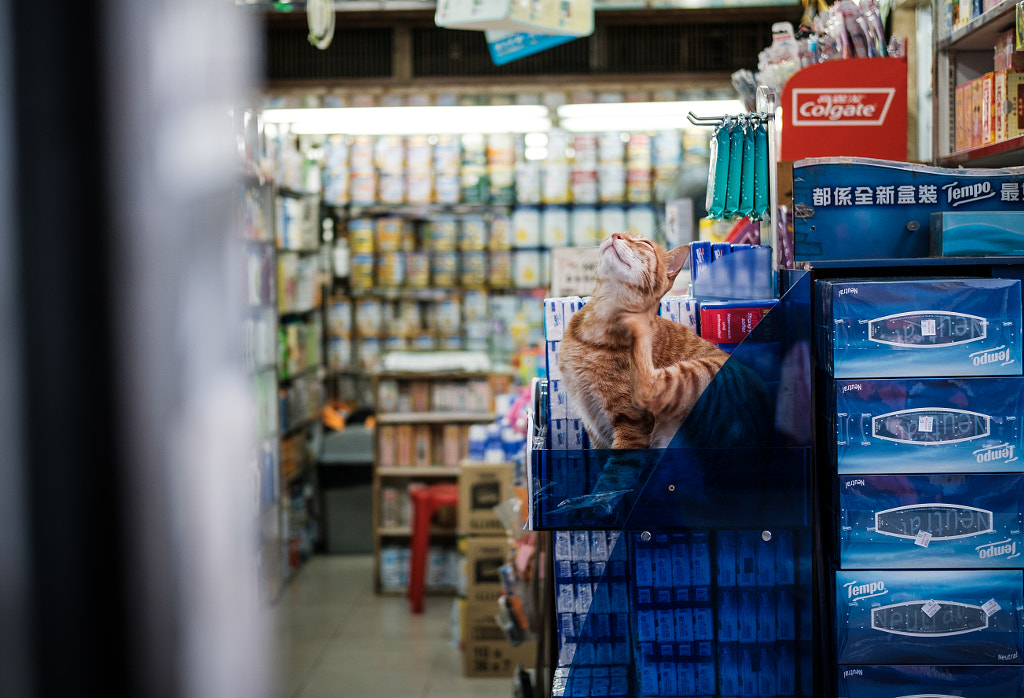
559;232;767;451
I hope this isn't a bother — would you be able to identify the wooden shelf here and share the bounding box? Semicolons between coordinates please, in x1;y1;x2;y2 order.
936;0;1018;51
377;525;458;537
377;411;495;424
937;136;1024;168
377;466;461;477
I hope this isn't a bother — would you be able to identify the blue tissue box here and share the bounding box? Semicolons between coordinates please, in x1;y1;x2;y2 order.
828;377;1024;474
835;569;1024;665
816;278;1023;378
931;211;1024;257
840;474;1024;568
837;665;1024;697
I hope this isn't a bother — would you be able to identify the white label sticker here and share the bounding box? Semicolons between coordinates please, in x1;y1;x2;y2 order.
921;599;941;618
921;319;937;336
914;530;932;548
983;598;1002;617
918;415;934;432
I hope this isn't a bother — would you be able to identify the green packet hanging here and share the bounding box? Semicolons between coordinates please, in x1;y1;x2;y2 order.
724;117;744;219
753;119;770;220
706;119;732;219
739;117;756;220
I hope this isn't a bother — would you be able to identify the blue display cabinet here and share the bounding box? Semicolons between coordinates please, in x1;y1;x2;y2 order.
530;271;818;697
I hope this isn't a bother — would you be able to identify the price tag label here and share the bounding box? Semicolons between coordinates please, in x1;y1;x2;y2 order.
921;319;937;336
921;599;941;618
914;530;932;548
918;415;934;432
983;598;1002;617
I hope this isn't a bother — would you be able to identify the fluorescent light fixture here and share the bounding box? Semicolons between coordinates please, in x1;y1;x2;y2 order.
260;105;552;135
557;100;746;132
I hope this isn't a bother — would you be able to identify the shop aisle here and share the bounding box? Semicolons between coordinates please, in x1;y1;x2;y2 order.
271;554;515;698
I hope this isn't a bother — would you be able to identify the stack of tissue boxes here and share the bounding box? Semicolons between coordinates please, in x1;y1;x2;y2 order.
817;277;1024;695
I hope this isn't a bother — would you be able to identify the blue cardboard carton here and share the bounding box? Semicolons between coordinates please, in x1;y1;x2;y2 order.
836;569;1024;665
793;158;1024;262
829;377;1024;474
840;474;1024;568
816;277;1023;378
837;665;1024;697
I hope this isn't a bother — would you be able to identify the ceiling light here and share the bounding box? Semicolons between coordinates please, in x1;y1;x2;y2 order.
557;100;746;132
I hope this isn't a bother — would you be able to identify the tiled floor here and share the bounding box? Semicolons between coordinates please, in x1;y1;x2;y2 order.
270;554;518;698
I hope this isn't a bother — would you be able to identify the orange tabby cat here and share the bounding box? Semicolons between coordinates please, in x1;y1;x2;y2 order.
559;231;770;452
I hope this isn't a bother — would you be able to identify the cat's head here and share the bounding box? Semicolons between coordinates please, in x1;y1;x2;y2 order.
595;232;689;310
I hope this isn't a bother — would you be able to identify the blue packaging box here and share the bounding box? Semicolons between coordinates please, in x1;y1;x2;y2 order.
836;569;1024;665
931;210;1024;257
837;665;1024;697
840;474;1024;568
816;277;1023;378
829;377;1024;474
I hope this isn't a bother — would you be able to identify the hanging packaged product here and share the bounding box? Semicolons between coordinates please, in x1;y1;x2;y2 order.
706;119;732;219
753;119;770;220
739;119;756;219
724;119;744;218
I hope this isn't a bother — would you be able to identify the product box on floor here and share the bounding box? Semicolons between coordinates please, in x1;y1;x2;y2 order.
460;535;509;605
835;569;1024;665
839;473;1024;568
461;599;536;678
816;277;1023;378
458;461;514;536
837;664;1024;697
827;376;1024;474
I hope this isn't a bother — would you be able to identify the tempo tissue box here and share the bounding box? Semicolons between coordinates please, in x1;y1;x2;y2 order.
835;569;1024;665
837;665;1024;698
828;376;1024;474
839;473;1024;568
816;277;1023;378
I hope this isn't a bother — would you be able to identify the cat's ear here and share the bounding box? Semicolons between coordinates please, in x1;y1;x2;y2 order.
665;245;690;282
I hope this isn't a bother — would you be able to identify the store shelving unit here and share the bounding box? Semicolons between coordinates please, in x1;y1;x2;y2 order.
275;184;327;579
239;174;286;605
932;0;1024;167
371;370;511;593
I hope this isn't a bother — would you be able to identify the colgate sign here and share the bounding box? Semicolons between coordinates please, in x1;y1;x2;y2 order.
780;57;907;161
792;88;895;126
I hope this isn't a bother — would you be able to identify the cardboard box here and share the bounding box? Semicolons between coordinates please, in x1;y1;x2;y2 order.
839;473;1024;568
828;377;1024;474
462;600;536;677
815;277;1023;378
836;569;1024;665
972;76;985;148
460;535;509;605
838;665;1024;697
955;81;969;152
458;461;514;535
981;72;996;145
930;210;1024;256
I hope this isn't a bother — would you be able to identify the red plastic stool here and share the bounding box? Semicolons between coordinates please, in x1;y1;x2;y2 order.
407;483;459;614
